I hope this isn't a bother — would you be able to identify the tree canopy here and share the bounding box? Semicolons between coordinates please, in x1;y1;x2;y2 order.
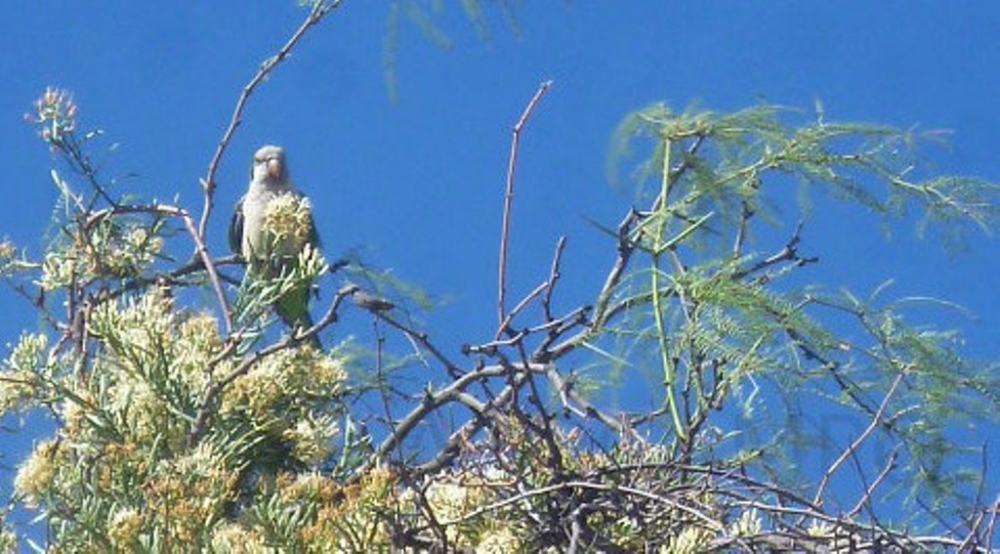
1;2;998;552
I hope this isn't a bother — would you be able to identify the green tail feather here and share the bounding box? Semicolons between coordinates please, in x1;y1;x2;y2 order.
276;282;322;350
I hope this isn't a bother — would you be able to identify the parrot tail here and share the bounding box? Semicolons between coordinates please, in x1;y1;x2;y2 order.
276;285;323;350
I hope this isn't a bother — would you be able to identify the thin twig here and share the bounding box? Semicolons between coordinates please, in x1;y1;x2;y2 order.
498;80;553;327
985;494;1000;551
544;364;642;442
848;447;899;518
410;372;529;480
531;306;590;359
511;338;565;473
959;512;988;553
371;310;464;378
353;361;548;479
732;220;810;280
542;236;567;323
435;480;724;533
732;199;754;258
494;280;548;341
133;204;235;334
813;370;905;506
544;209;643;361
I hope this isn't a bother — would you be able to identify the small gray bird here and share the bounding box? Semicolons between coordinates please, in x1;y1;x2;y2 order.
229;145;322;348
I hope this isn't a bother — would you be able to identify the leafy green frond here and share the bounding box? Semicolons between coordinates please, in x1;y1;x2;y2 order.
405;1;452;50
383;3;402;104
243;484;315;550
901;175;1000;247
460;0;490;39
384;1;531;101
609;102;999;254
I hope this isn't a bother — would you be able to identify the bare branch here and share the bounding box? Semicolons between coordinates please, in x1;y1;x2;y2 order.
494;280;548;341
354;361;548;479
435;480;725;534
370;309;463;378
544;209;643;361
100;203;236;334
498;80;553;327
986;494;1000;551
542;236;567;323
848;447;899;518
732;199;754;258
813;370;906;506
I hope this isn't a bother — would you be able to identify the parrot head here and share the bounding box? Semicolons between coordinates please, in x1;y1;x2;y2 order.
252;145;288;184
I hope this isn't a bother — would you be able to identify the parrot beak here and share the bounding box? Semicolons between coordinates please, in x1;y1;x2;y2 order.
266;158;283;179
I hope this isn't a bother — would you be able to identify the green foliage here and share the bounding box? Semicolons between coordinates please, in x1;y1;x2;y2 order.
0;93;365;551
382;0;540;101
608;103;1000;251
600;101;1000;522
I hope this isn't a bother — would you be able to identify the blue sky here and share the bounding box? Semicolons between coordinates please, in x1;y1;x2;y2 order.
2;0;999;531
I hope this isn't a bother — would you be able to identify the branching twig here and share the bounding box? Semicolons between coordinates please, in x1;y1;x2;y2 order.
124;203;235;334
494;280;548;341
544;209;643;361
731;220;814;281
544;364;642;442
531;306;590;360
732;199;754;258
848;447;899;518
813;370;906;506
434;480;725;533
985;494;1000;551
498;80;553;328
371;310;463;378
354;362;548;479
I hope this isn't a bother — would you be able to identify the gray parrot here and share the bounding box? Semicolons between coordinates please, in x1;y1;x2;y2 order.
229;145;322;348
